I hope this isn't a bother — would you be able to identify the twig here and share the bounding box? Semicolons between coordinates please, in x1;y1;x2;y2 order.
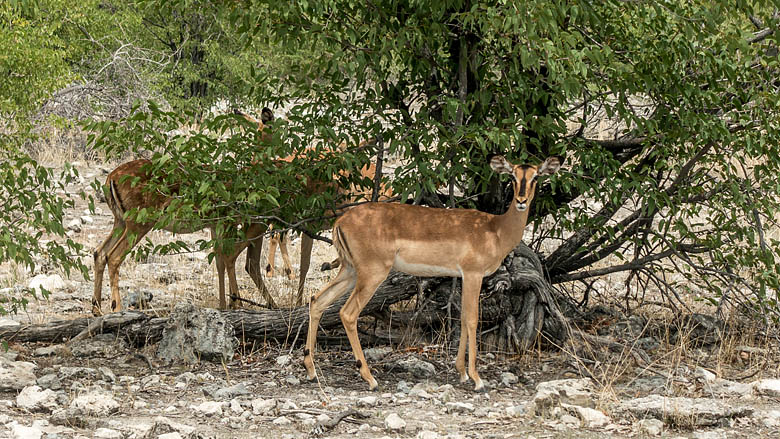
309;408;369;436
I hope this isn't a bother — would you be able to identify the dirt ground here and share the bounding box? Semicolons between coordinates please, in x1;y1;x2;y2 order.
1;161;780;439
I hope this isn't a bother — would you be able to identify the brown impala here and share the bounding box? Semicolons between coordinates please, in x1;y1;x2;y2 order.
303;155;562;391
92;108;275;315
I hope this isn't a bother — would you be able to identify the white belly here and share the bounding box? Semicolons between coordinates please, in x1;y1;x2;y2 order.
392;254;462;277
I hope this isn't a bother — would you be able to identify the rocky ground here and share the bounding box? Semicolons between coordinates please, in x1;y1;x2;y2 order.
1;162;780;439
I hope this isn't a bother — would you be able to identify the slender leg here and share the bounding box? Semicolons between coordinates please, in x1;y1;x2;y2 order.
303;265;356;380
278;233;295;280
455;284;469;383
265;232;279;277
461;273;485;391
105;225;150;313
296;234;313;306
244;230;276;308
93;225;123;315
215;253;227;310
338;265;391;390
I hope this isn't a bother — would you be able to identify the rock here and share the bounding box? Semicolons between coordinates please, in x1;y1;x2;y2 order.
559;414;581;427
147;416;196;437
70;333;128;358
93;428;122;438
285;375;300;386
9;422;44;439
506;404;528;417
755;409;780;427
156;303;238;363
0;316;21;330
36;373;62;391
58;366;100;381
0;357;37;392
364;347;393;362
272;416;292;425
33;345;62;357
158;433;183;439
205;382;251;400
692;431;727;439
276;355;291;366
251;398;277;415
80;215;94;224
358;395;378;407
66;219;82;233
191;401;225;416
50;408;90;429
417;431;439;439
385;413;406;431
445;402;475;414
533;379;595;415
16;386;59;413
28;274;66;292
69;389;120;416
639;418;664;436
754;378;780;397
562;404;610;428
122;289;154;310
395;356;436;378
501;372;519;387
615;395;753;427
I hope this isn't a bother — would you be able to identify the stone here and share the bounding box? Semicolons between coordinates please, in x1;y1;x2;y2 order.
0;357;37;392
156;303;238;363
58;366;100;381
417;430;439;439
692;431;727;439
385;413;406;430
562;404;610;428
28;274;66;292
533;379;595;415
9;423;44;439
230;399;244;414
395;357;436;378
285;375;300;386
276;355;291;366
69;389;120;416
364;347;393;362
33;345;61;357
272;416;292;425
16;386;59;413
251;398;277;415
205;382;250;400
93;428;122;438
501;372;519;387
66;219;82;233
445;402;475;414
754;378;780;397
158;434;183;439
615;395;753;427
358;395;378;407
559;414;581;427
639;418;664;436
191;401;225;416
506;404;528;417
149;416;195;436
121;289;154;310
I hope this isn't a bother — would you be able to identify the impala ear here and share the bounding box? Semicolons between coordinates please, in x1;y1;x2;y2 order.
538;156;563;176
489;155;514;175
261;107;274;124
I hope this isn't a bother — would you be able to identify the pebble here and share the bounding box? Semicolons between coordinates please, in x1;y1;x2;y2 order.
385;413;406;430
272;416;292;425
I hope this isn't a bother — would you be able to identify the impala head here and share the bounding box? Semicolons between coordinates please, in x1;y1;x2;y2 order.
490;155;562;212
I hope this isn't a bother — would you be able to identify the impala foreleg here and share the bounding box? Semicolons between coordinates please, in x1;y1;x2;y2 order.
265;232;279;278
303;266;356;381
278;233;295;280
296;234;314;306
461;274;485;391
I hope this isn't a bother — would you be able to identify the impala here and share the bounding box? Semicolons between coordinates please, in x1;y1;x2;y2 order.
92;108;275;315
303;155;561;391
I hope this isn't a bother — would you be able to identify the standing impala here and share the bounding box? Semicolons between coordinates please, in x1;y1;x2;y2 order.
303;155;561;391
92;108;275;315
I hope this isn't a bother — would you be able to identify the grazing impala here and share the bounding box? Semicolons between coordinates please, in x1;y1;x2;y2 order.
92;108;275;315
303;155;562;391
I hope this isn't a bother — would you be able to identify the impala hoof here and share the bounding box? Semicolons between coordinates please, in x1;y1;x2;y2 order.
474;381;488;393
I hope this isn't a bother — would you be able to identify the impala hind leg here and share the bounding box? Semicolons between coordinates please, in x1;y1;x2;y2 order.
105;226;149;313
92;226;123;315
244;236;276;308
339;265;391;390
265;231;279;277
303;266;356;381
295;234;313;306
278;233;295;280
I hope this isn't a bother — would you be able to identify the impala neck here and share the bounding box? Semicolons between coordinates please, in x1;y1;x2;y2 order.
494;201;532;256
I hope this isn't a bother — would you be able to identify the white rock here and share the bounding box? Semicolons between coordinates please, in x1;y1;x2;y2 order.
16;385;59;413
396;357;436;377
69;390;119;416
358;395;378;406
191;401;225;416
692;431;727;439
285;375;300;385
66;219;82;233
0;357;37;392
80;215;94;224
251;398;277;415
158;433;183;439
230;399;243;414
754;378;780;397
615;395;753;427
417;430;439;439
93;428;122;438
276;355;291;366
315;413;331;423
501;372;519;386
445;402;475;413
639;418;664;436
563;404;610;428
559;414;580;427
272;416;292;425
506;404;527;417
385;413;407;430
10;423;43;439
28;274;66;292
534;378;595;415
364;347;393;362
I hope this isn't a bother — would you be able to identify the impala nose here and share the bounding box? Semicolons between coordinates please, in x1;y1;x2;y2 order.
516;201;527;211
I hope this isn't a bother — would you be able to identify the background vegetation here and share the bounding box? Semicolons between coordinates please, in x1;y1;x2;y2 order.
2;0;779;322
